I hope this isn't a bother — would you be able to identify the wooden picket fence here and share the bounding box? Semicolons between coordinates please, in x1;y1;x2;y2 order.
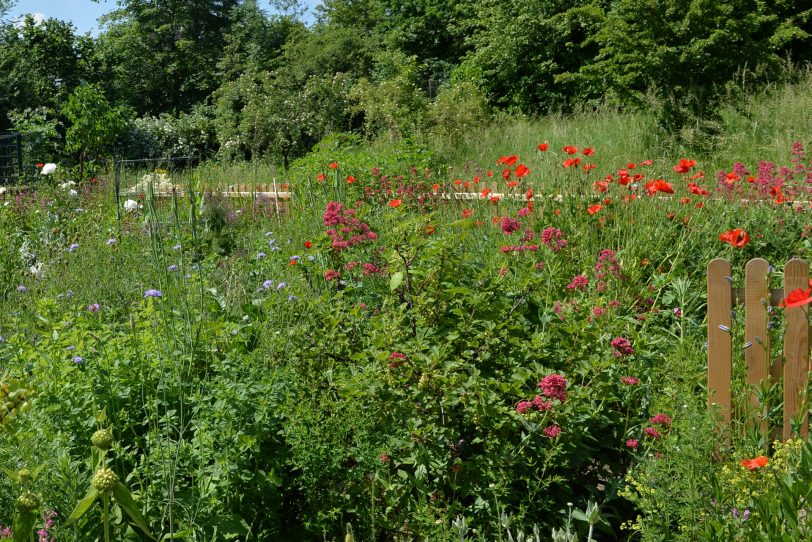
707;258;811;439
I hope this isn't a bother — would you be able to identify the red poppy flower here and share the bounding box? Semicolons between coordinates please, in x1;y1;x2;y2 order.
506;180;519;188
594;180;609;193
453;179;462;185
36;163;44;168
304;240;313;249
587;204;603;215
563;145;578;155
515;164;530;178
496;155;519;166
489;195;500;203
345;175;356;184
780;288;812;308
690;171;705;180
537;142;549;152
486;170;494;177
328;162;339;169
473;176;481;184
317;173;326;182
741;456;768;470
640;159;653;166
582;147;595;156
688;183;709;196
502;168;511;180
719;228;749;248
432;183;440;191
645;179;674;195
626;162;636;170
583;163;596;172
563;157;581;168
674;158;696;174
388;199;402;208
480;188;491;198
462;208;473;218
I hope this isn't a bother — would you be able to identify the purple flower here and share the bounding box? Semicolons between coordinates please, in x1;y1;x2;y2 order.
68;243;79;252
16;285;27;293
167;264;178;272
287;294;298;301
276;282;287;291
256;252;267;259
106;238;117;246
88;303;100;312
144;289;162;298
172;244;182;251
261;280;275;290
72;356;83;364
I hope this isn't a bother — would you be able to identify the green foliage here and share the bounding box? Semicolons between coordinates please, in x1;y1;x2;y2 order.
62;84;127;177
6;107;61;164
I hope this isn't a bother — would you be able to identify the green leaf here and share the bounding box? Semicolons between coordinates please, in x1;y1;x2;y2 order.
0;466;20;483
68;487;98;522
112;481;155;539
13;511;37;542
389;271;404;292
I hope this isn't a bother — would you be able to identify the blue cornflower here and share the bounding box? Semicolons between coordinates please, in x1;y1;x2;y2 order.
106;238;117;246
257;252;267;259
261;280;275;290
68;243;79;252
167;264;178;272
16;285;26;293
172;244;182;250
144;289;163;298
276;282;287;291
287;295;298;302
72;355;83;364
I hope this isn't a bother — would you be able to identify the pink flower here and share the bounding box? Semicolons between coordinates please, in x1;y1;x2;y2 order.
626;439;639;450
325;269;340;281
620;376;640;385
644;426;661;439
387;352;407;368
592;306;607;318
533;395;552;411
648;413;672;426
499;216;521;235
539;374;568;402
541;227;568;252
543;424;561;438
611;337;634;357
379;453;390;462
566;274;589;290
516;400;533;414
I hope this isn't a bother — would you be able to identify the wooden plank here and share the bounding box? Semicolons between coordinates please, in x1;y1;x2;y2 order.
708;258;733;425
784;258;810;439
744;258;771;432
733;288;784;307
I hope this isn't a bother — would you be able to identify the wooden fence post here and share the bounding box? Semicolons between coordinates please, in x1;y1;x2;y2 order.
783;258;810;439
744;258;770;432
708;258;733;424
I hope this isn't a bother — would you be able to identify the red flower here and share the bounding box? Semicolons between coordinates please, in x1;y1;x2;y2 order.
644;179;674;195
502;168;511;180
432;183;440;191
741;455;768;471
480;188;491;198
582;147;595;156
537;142;549;152
563;157;581;168
780;288;812;309
345;175;356;184
304;240;313;249
587;204;603;215
317;173;326;182
388;198;402;208
594;180;609;193
496;155;519;166
673;158;696;174
562;145;578;155
328;162;339;169
462;208;473;218
688;182;709;196
506;180;519;188
36;162;44;168
515;164;530;178
719;228;749;248
583;163;596;172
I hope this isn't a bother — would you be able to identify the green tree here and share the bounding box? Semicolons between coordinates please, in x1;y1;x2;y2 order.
62;84;126;178
0;16;94;130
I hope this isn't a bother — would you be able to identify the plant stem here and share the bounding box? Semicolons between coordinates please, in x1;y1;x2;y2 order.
103;495;110;542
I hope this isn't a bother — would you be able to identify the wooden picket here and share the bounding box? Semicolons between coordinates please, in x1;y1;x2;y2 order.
707;258;810;439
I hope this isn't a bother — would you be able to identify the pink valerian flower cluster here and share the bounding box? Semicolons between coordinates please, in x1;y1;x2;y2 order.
649;413;672;426
620;376;641;385
644;426;662;439
591;306;607;318
543;424;561;438
539;374;568;402
566;274;589;291
642;413;672;440
594;249;626;281
500;244;540;253
533;395;553;411
323;201;378;251
626;438;639;450
519;228;535;243
611;337;634;357
324;269;341;281
499;216;521;235
388;352;408;369
541;227;568;252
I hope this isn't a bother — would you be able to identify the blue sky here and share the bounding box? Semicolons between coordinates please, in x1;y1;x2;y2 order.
8;0;320;35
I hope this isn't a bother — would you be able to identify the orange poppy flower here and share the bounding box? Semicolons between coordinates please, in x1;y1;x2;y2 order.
346;175;356;184
432;183;440;191
741;455;768;470
496;155;519;166
780;288;812;309
719;229;749;248
328;162;339;169
388;199;402;208
587;204;603;215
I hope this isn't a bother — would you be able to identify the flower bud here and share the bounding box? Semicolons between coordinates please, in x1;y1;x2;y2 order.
92;468;119;494
16;491;40;512
92;428;114;450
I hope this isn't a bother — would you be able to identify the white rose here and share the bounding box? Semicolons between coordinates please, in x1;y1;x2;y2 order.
123;199;139;212
41;163;57;175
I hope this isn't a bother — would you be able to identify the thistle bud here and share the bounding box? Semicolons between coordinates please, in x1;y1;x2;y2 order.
18;468;32;483
16;490;40;512
92;428;114;450
92;468;119;494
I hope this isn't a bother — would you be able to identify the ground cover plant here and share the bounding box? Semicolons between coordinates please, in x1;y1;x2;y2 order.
1;81;812;541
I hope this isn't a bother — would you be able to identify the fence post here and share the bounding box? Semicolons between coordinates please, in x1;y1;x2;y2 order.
783;258;810;439
708;258;733;425
744;258;770;432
